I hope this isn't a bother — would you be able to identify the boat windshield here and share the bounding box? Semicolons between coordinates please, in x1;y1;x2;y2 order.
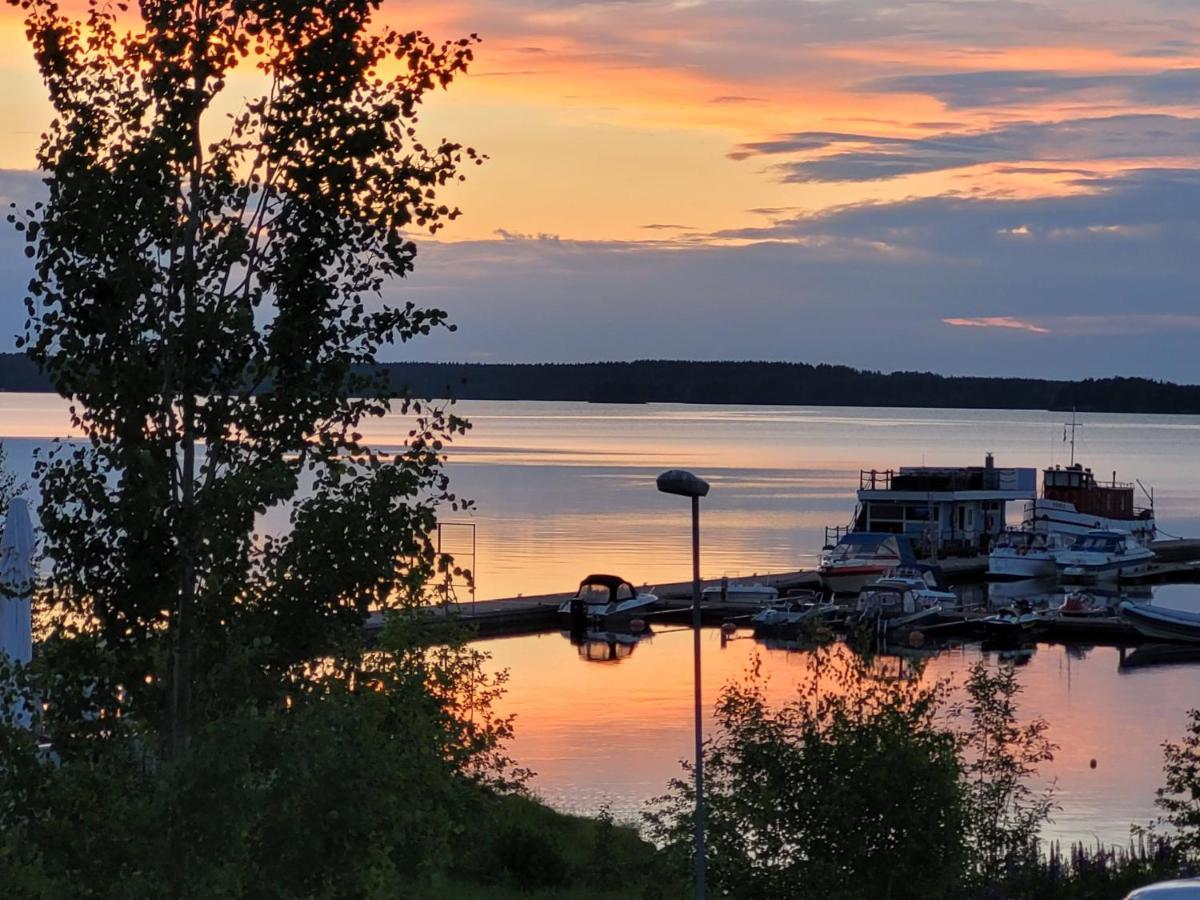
1075;533;1124;553
861;587;905;608
997;531;1033;549
579;582;614;603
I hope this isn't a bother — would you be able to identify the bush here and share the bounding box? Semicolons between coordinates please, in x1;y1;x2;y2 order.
646;646;968;900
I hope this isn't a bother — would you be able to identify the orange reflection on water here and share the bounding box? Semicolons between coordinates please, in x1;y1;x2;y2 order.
484;625;1200;845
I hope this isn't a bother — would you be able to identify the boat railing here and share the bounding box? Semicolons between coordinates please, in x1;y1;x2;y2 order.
823;524;853;547
859;469;894;490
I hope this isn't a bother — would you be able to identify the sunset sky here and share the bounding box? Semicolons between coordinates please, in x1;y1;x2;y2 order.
2;0;1200;378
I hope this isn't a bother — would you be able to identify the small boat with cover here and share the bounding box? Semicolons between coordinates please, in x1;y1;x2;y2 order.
559;574;658;627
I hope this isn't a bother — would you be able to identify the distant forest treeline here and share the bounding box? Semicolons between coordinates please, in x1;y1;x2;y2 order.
3;353;1199;413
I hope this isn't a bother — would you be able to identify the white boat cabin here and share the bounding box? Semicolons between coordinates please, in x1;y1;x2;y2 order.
853;454;1036;556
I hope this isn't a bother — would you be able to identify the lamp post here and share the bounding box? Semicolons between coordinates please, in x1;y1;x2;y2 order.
656;469;710;900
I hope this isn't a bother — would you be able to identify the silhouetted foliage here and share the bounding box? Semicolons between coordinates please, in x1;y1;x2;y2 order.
645;648;968;899
0;0;522;892
6;356;1199;414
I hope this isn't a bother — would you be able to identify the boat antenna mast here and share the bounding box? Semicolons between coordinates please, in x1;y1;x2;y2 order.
1063;408;1080;467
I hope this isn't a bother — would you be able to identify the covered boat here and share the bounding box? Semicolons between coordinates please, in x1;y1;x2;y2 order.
558;575;657;627
819;533;917;595
1120;601;1200;644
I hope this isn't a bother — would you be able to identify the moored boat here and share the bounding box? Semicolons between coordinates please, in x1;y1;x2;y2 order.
988;529;1074;579
1055;530;1155;582
1057;591;1111;617
558;574;658;627
980;603;1040;641
752;590;838;634
701;580;779;608
1024;458;1156;547
853;579;946;633
1120;601;1200;644
819;533;916;595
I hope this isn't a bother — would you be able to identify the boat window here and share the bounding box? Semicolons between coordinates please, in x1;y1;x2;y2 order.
1077;534;1121;552
579;583;611;602
615;583;634;601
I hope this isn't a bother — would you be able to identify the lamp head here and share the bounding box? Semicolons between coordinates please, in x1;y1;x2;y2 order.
656;469;710;498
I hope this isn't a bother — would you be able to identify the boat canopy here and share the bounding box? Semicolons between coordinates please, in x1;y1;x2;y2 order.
831;532;917;563
576;574;638;604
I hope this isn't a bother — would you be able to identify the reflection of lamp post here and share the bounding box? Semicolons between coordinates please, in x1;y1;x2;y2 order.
656;469;710;900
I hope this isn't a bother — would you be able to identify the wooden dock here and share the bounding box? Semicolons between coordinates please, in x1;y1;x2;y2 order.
363;538;1200;640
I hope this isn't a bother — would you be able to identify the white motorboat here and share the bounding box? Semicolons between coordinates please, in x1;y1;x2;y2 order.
988;529;1074;579
558;574;658;627
752;590;838;633
1055;530;1155;582
701;580;779;609
819;533;916;595
854;578;947;632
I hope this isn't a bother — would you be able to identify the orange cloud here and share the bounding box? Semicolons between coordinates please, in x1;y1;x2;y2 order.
943;316;1051;334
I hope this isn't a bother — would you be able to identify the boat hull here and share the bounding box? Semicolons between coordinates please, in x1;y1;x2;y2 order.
987;553;1057;579
819;565;893;595
1057;557;1153;582
1120;602;1200;644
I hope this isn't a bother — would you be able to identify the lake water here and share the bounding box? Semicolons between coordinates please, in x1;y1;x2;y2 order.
3;393;1200;844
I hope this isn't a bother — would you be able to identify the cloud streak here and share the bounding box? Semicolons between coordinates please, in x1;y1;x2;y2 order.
944;316;1051;334
731;114;1200;182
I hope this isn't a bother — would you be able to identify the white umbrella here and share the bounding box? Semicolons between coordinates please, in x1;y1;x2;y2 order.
0;498;34;666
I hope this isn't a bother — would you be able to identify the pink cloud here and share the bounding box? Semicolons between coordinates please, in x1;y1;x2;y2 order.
942;316;1051;334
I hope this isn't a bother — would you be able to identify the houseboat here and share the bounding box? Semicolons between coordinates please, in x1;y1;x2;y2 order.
844;454;1037;557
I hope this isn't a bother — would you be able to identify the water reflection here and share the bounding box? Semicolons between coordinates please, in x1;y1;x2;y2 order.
488;582;1200;846
564;624;655;663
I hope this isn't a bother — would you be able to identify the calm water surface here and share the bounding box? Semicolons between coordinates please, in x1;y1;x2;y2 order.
4;393;1200;843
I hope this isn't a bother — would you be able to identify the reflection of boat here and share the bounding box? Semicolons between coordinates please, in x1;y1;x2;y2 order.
988;530;1073;579
558;574;658;627
998;646;1036;666
854;579;946;632
987;577;1059;609
819;533;916;595
1120;602;1200;644
565;627;653;663
1056;530;1155;582
1119;643;1200;671
701;580;779;608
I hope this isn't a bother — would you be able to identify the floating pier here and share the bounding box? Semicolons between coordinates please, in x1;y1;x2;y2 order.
365;537;1200;641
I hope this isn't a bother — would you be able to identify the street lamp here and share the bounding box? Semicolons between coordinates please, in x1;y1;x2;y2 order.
656;469;710;900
